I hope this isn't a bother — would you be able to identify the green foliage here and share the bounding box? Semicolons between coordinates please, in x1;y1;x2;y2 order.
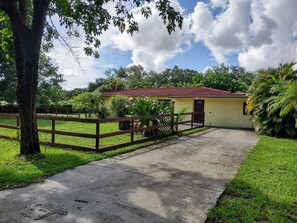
98;106;110;119
0;126;207;189
266;81;297;127
128;97;173;136
110;95;130;117
128;97;172;117
47;0;183;58
70;90;104;119
85;64;255;94
160;64;255;92
87;78;106;92
175;106;189;123
247;63;297;137
179;64;255;92
99;77;126;92
37;85;66;109
204;64;255;92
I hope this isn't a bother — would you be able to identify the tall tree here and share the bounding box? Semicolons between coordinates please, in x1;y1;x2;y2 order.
99;77;126;92
202;64;253;92
0;53;65;105
0;0;183;155
87;78;106;92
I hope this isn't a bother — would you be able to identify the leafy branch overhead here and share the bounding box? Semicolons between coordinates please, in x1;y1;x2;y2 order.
0;0;183;155
48;0;183;58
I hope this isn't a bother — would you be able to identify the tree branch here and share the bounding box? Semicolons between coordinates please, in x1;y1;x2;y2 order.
48;15;84;72
0;0;18;18
31;0;51;40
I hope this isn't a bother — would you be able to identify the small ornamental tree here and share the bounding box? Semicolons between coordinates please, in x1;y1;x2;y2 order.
70;91;103;119
0;0;183;155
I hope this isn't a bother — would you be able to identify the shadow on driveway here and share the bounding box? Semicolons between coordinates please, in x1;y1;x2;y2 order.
0;128;259;223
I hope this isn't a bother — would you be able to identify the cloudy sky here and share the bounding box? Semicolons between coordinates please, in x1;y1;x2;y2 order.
47;0;297;89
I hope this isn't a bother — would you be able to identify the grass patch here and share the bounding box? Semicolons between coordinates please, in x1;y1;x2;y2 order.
0;126;207;190
207;136;297;223
0;116;140;148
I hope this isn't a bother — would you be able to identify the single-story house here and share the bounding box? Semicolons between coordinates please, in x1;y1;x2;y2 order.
102;86;252;129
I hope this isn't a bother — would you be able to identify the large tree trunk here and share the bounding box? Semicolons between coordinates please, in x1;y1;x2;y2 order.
5;0;51;155
16;49;41;155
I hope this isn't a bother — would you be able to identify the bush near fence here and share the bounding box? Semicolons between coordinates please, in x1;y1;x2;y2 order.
0;105;76;115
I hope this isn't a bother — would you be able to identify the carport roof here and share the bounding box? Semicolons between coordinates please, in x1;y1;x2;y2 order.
102;86;247;98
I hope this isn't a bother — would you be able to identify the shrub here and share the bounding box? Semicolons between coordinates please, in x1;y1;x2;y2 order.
110;96;130;130
97;106;110;119
128;97;173;137
247;63;297;138
110;95;130;117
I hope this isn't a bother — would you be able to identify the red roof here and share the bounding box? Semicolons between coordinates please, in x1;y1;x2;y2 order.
102;87;247;98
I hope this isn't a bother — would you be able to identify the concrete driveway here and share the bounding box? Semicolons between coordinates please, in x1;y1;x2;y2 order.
0;128;259;223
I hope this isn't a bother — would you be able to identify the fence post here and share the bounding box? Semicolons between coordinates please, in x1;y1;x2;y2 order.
191;113;194;129
203;112;205;126
16;115;20;140
175;114;179;134
171;113;175;134
51;118;55;145
95;120;100;151
131;119;135;142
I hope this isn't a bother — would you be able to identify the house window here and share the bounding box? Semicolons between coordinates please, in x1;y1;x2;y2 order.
158;99;171;104
158;99;174;112
243;102;247;115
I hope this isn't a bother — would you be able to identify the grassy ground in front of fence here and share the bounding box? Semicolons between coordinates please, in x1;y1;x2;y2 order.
206;136;297;223
0;126;207;190
0;116;140;148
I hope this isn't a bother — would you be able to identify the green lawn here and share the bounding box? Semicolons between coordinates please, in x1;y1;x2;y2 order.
0;126;207;190
207;136;297;223
0;116;138;148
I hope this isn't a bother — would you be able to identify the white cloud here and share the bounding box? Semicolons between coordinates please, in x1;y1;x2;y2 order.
210;0;229;9
103;1;191;71
190;0;251;64
47;1;190;89
47;38;114;90
48;0;297;89
238;0;297;70
190;0;297;71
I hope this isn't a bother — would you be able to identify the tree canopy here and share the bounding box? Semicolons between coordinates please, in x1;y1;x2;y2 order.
0;0;183;155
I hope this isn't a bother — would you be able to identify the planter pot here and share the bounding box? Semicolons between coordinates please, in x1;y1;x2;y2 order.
119;120;131;130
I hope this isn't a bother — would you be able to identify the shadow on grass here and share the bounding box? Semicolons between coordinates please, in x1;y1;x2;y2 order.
0;152;94;189
0;127;208;190
206;178;297;223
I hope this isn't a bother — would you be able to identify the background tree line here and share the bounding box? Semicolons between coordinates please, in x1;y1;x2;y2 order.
1;62;255;108
1;44;296;138
86;64;255;93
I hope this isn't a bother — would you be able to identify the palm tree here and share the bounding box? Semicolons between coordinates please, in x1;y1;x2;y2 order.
247;62;297;137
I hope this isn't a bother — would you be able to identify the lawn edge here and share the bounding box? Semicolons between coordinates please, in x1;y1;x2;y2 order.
1;127;209;190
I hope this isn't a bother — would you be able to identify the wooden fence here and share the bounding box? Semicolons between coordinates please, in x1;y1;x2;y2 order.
0;112;204;153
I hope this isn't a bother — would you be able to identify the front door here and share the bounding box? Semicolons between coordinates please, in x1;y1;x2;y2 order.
193;100;204;125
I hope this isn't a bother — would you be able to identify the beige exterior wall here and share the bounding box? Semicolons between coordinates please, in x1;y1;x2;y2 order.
102;96;252;128
203;98;252;128
102;96;112;108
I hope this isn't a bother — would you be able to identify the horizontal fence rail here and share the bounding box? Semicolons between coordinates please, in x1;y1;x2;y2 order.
0;112;205;153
